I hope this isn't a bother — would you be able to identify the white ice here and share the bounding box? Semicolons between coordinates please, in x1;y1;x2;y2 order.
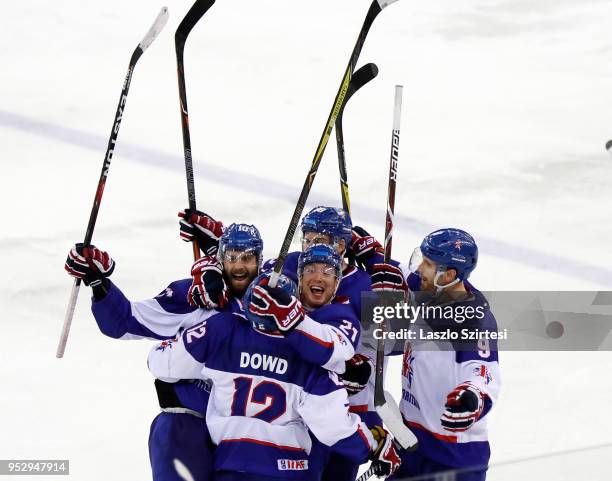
2;0;612;479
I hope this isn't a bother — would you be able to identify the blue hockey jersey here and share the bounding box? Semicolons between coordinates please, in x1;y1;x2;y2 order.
264;252;378;414
90;279;222;415
148;311;376;479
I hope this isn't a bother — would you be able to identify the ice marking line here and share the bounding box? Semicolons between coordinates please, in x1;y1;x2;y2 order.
3;109;612;286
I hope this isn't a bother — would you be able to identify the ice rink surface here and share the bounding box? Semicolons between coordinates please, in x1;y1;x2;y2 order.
2;0;612;479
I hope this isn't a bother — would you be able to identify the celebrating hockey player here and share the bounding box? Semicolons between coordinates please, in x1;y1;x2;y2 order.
148;268;402;481
187;206;395;481
64;220;265;481
352;227;502;481
393;228;501;481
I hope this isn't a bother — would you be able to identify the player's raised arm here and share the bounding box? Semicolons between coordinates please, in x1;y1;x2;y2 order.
65;243;206;340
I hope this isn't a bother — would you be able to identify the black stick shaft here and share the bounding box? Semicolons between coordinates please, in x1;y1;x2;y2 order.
271;0;397;285
175;0;215;260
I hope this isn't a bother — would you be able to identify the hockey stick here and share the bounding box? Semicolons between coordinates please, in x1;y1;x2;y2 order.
373;85;418;450
337;62;379;215
175;0;216;261
269;0;399;287
56;7;169;359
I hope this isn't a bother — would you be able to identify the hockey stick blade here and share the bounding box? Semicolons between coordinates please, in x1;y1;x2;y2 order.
376;390;418;450
270;0;399;286
345;63;379;106
140;7;169;52
56;8;168;359
337;62;379;214
176;0;215;44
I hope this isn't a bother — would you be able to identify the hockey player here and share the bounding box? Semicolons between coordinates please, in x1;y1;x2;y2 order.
352;228;501;481
147;270;402;481
190;208;375;403
63;221;264;481
188;207;393;481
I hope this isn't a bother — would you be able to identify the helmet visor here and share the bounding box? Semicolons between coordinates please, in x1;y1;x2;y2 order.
219;248;260;265
408;247;424;273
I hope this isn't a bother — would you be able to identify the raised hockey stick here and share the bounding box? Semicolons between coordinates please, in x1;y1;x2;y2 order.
337;62;379;215
269;0;399;287
56;7;169;359
175;0;216;261
373;85;418;450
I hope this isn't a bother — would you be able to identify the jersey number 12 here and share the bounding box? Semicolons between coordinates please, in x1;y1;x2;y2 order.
230;377;287;422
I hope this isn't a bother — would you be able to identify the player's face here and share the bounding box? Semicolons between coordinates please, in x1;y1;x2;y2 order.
300;262;340;308
222;249;259;297
416;256;438;292
416;256;456;292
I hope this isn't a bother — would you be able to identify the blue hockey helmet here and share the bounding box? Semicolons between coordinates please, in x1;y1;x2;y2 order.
218;223;264;266
410;228;478;282
243;271;298;332
297;244;343;280
301;206;352;250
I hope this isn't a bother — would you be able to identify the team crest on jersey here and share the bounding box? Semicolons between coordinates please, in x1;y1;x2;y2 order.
155;338;176;352
277;459;308;471
156;287;173;298
402;344;415;388
473;365;493;384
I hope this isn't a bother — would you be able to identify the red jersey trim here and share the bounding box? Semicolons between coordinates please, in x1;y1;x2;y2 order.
221;437;305;452
403;418;458;443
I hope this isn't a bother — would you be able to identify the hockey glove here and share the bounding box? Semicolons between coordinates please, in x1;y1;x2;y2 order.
371;263;408;295
65;243;114;299
178;209;224;256
188;256;229;309
440;382;485;432
369;425;402;477
249;285;305;333
350;226;384;266
65;243;115;286
339;353;373;395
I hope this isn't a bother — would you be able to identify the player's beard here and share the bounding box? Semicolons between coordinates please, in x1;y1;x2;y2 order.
224;264;258;298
